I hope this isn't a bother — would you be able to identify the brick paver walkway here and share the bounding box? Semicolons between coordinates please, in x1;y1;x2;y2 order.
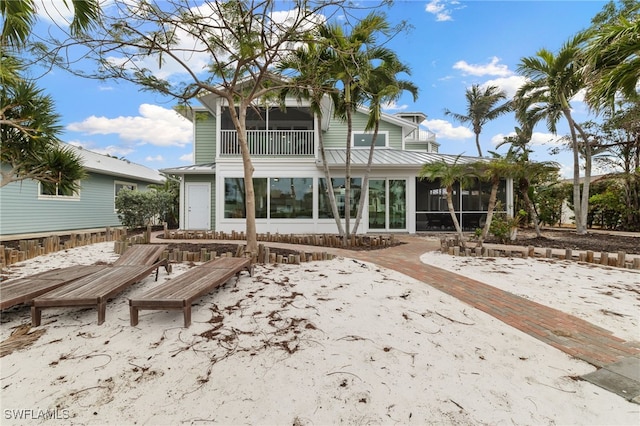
323;235;640;368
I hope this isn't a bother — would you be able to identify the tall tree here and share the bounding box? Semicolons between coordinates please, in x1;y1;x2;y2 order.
39;0;358;256
318;12;392;244
277;39;345;236
352;51;418;234
516;34;593;235
444;84;511;157
471;156;513;245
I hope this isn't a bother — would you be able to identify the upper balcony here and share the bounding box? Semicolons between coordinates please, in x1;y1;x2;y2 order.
220;129;315;156
219;106;315;157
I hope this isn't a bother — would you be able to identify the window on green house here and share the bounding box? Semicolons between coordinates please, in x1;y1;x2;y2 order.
224;178;268;218
38;181;80;199
318;178;361;219
270;178;313;218
353;132;387;148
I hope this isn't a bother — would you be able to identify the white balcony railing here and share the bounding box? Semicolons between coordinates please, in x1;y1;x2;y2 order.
220;130;315;156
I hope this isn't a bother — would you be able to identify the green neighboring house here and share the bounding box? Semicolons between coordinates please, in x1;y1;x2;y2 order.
0;143;164;236
162;92;512;234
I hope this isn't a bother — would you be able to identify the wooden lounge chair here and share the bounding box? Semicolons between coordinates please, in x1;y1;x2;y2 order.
1;244;170;311
30;244;170;326
0;265;107;310
129;257;253;328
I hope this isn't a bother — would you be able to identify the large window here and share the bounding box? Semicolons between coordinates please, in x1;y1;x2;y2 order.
368;179;406;230
318;178;361;219
353;132;387;148
224;178;268;219
270;178;313;218
389;180;406;229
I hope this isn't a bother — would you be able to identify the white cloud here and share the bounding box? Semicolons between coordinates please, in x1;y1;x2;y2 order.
453;56;512;77
179;153;194;163
67;104;192;147
425;0;456;22
382;101;408;112
145;155;164;162
490;132;564;147
482;75;527;98
423;119;473;140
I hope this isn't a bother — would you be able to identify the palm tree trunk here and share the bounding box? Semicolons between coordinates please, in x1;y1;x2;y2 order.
564;108;586;234
316;114;344;236
475;132;483;157
574;121;592;235
520;179;542;237
480;179;499;243
344;92;353;247
352;121;380;234
446;186;464;242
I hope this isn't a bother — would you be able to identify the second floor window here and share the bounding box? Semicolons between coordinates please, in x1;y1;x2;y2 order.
353;132;387;148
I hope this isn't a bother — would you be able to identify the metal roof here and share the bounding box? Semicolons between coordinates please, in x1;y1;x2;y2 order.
160;163;217;175
320;148;481;168
67;143;164;183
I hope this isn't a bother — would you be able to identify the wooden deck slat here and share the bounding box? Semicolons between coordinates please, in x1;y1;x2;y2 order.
129;257;252;327
29;245;170;326
0;265;107;310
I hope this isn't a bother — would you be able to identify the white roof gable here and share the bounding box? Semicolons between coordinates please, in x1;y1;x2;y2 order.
66;143;164;183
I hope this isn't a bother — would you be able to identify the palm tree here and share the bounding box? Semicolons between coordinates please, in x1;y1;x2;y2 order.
0;0;98;191
581;2;640;110
352;52;418;234
444;84;512;157
1;77;86;189
472;156;514;245
318;12;391;244
418;156;473;243
1;0;100;47
277;39;345;237
497;125;560;237
516;34;592;235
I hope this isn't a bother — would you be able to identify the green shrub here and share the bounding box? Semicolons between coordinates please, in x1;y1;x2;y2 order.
115;189;173;228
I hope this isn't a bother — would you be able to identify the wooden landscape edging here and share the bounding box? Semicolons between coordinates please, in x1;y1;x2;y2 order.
114;240;335;265
440;237;640;270
0;228;127;269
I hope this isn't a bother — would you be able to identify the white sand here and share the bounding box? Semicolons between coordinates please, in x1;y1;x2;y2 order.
1;242;638;425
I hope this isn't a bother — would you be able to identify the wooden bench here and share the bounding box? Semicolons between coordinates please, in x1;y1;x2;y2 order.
129;257;253;328
0;265;107;310
30;245;170;326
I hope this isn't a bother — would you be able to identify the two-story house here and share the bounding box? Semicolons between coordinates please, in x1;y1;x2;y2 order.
162;91;512;235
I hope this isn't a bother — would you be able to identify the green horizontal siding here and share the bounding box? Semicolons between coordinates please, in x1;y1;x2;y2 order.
323;110;404;149
0;171;153;236
195;112;216;163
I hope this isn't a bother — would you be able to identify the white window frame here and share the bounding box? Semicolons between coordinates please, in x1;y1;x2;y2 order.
114;181;138;210
37;181;81;201
352;131;389;149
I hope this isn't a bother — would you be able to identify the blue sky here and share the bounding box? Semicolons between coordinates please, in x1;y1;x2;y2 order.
29;0;609;177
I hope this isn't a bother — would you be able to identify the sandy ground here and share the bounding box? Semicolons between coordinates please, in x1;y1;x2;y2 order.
0;242;639;425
